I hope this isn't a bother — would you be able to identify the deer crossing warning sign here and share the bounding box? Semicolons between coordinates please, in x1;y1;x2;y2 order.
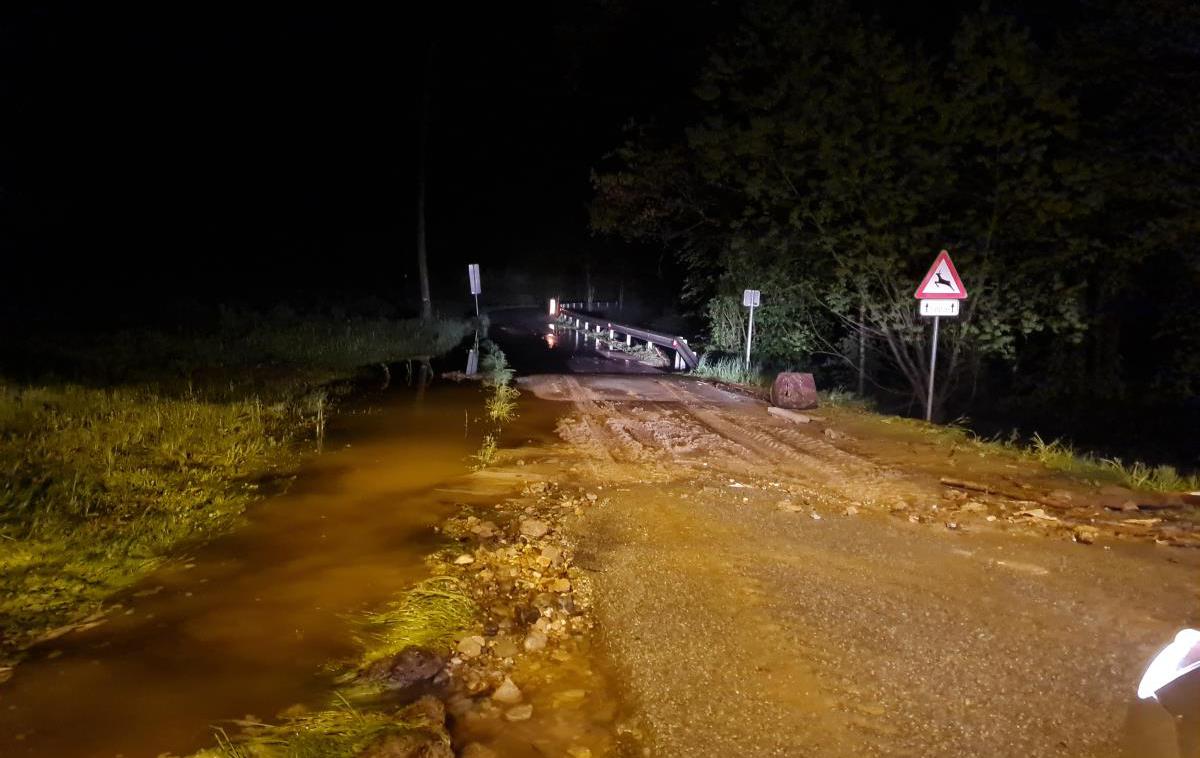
914;250;967;300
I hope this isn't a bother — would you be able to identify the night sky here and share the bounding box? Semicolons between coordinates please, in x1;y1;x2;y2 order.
0;2;733;318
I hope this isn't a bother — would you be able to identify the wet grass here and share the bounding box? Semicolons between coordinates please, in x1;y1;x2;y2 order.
360;576;475;666
473;340;519;468
691;353;767;387
472;434;499;469
485;384;520;424
846;404;1199;494
1027;433;1200;493
198;695;441;758
0;311;474;664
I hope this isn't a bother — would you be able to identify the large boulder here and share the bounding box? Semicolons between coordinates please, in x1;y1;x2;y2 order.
770;372;818;410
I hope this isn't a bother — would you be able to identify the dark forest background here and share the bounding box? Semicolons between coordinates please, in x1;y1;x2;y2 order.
1;1;1197;467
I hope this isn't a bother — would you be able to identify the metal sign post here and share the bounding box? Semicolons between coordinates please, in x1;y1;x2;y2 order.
914;250;968;422
742;289;761;368
467;263;481;316
925;316;939;422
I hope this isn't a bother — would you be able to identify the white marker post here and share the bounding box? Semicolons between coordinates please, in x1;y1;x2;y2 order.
467;263;481;316
742;289;761;368
914;250;967;422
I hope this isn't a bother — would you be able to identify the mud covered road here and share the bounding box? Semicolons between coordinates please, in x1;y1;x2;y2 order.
520;372;1200;758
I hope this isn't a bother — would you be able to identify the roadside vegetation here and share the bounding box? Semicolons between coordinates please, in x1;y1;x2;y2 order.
832;398;1200;495
473;340;520;468
689;346;1199;496
690;352;768;388
0;308;474;668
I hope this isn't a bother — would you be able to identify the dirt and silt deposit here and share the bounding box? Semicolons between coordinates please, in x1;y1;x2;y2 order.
1;319;1198;757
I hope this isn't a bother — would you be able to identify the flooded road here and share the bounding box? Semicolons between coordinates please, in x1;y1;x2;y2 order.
0;379;488;756
0;314;650;758
4;310;1194;757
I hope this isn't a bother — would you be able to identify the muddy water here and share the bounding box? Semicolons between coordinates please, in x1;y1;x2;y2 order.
0;315;648;758
0;380;490;757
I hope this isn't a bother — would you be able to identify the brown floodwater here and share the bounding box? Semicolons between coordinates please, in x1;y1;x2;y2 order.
0;378;496;758
1;314;646;758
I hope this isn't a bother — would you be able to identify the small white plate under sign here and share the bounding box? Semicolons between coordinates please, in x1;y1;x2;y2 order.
742;289;761;307
920;299;959;317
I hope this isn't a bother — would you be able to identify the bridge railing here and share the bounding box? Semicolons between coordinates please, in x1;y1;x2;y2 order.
556;307;698;370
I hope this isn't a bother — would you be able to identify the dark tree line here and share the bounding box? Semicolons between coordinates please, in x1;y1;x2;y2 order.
590;0;1200;445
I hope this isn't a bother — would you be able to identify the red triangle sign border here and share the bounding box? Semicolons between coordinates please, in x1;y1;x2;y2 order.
915;250;968;300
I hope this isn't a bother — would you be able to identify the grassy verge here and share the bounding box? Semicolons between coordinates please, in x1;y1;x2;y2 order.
1023;433;1200;493
828;398;1200;494
690;353;768;387
0;310;474;667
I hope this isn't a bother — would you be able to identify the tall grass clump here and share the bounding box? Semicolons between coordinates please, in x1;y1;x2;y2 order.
691;352;766;386
360;576;475;666
471;340;520;468
1023;433;1199;492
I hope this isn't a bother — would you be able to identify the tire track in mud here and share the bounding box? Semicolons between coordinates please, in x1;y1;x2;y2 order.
652;379;868;487
556;375;665;472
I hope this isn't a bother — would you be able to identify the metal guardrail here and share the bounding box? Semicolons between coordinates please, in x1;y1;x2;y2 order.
557;307;699;370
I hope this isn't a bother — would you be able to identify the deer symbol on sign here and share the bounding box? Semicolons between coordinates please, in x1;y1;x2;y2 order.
934;272;953;289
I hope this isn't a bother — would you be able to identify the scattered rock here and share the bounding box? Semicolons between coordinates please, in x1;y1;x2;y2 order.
524;631;548;652
824;428;846;441
491;676;523;704
585;492;598;503
512;604;540;625
358;696;453;758
959;501;987;513
767;406;811;424
359;647;445;690
493;637;520;658
471;521;498;539
843;505;859;516
520;519;549;538
541;545;562;564
1016;508;1058;522
505;704;534;722
1073;525;1100;544
810;512;822;520
550;578;572;593
457;636;485;659
454;554;475;565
